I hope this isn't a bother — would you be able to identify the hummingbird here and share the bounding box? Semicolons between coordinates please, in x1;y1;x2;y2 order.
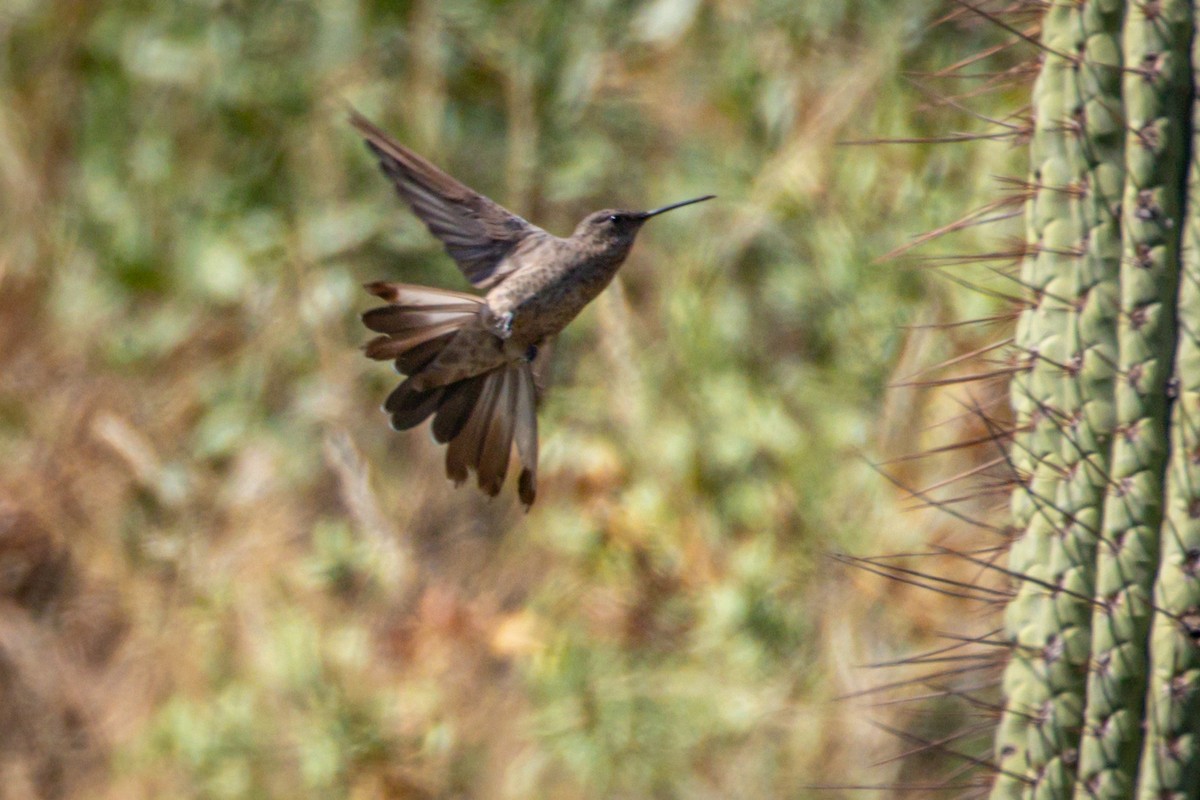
352;111;714;508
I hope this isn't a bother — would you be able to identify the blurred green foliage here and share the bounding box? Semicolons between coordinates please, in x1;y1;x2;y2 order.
0;1;1020;797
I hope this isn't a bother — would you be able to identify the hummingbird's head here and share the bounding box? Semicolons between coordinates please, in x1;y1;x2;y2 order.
572;195;715;253
573;209;650;252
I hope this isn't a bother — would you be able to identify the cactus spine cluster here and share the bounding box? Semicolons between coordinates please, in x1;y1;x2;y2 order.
990;2;1199;798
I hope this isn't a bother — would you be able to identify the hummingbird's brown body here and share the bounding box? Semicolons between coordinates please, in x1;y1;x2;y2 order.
487;234;623;346
352;111;713;507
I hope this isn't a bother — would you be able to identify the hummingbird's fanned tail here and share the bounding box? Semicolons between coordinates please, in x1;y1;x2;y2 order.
443;362;537;508
362;281;482;371
362;282;538;508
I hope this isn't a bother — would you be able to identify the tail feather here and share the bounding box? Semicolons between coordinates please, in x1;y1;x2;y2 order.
445;372;500;487
365;281;481;306
432;374;486;443
477;368;517;495
362;284;481;339
395;332;457;375
364;327;457;363
362;305;479;334
360;321;463;359
513;365;538;507
384;379;445;430
363;281;541;506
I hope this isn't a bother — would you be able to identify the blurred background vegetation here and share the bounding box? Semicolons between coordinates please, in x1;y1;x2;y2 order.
0;1;1024;797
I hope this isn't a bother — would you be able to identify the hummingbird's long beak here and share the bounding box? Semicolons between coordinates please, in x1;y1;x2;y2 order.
637;194;716;220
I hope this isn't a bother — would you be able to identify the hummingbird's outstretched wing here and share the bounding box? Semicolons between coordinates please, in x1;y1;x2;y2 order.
351;111;544;290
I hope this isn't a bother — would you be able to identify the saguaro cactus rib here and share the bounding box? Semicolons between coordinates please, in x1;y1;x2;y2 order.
991;4;1117;797
1134;8;1200;797
1072;1;1193;799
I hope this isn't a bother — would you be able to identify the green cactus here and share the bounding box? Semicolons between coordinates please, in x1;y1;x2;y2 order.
1073;3;1193;798
990;3;1119;796
1134;12;1200;799
984;1;1200;798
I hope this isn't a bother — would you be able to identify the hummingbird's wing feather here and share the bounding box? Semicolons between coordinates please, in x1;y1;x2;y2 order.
351;112;543;289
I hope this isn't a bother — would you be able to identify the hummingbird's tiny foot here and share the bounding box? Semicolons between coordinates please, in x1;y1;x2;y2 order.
483;308;514;340
496;312;513;339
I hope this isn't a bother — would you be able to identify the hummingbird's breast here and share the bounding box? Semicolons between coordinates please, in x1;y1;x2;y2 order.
486;237;628;345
